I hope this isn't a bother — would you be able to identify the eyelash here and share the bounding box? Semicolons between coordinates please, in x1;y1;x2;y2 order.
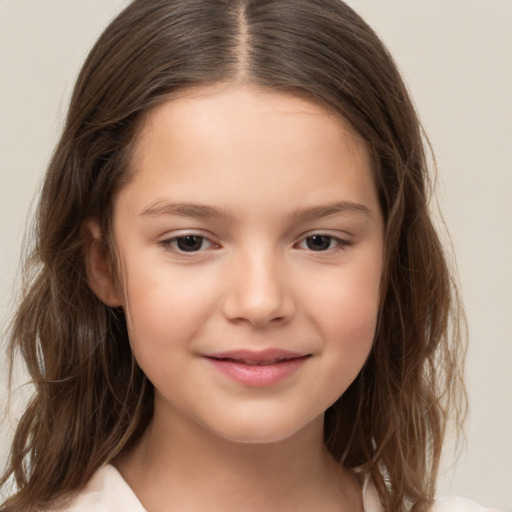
295;234;350;252
158;234;216;253
158;233;351;254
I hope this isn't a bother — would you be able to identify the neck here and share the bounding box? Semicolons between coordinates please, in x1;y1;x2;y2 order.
114;406;363;512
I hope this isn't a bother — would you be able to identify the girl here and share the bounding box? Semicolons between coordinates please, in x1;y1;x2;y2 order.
0;1;491;511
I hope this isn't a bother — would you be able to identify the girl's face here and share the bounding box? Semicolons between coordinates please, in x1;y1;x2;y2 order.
99;84;384;444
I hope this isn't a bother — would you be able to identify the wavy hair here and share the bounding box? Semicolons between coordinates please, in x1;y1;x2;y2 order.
1;1;466;510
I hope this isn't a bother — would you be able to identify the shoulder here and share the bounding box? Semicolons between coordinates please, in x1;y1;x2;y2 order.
429;496;499;512
50;464;146;512
362;477;497;512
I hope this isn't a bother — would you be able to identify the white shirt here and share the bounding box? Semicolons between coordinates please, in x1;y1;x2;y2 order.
54;464;496;512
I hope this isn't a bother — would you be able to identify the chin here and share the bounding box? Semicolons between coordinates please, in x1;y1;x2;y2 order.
204;411;322;446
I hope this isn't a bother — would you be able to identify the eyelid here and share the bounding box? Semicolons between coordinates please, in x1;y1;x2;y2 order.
156;229;353;254
158;230;220;253
294;231;353;251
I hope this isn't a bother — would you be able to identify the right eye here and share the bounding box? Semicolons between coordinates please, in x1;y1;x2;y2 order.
159;235;215;253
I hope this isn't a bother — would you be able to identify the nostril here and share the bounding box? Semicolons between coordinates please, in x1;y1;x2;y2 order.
222;293;294;326
221;258;296;325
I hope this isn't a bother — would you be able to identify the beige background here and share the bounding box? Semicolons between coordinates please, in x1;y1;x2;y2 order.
1;1;511;510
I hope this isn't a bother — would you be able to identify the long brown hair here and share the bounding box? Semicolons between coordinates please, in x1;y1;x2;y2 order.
1;1;466;510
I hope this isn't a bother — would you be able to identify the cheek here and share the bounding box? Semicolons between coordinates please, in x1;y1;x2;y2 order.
307;255;381;339
323;290;378;371
313;292;378;410
301;254;381;395
120;263;218;360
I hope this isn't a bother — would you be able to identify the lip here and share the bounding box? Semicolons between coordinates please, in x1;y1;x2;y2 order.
204;349;311;387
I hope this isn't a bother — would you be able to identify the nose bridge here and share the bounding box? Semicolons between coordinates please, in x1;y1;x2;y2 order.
223;242;293;326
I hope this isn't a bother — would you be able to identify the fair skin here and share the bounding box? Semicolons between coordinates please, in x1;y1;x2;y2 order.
87;83;384;511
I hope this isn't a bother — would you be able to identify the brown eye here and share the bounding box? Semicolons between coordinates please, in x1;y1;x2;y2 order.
159;233;218;255
175;235;206;252
305;235;334;251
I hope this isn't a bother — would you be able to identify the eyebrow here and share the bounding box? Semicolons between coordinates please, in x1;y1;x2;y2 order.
141;201;233;219
290;201;373;221
141;200;372;220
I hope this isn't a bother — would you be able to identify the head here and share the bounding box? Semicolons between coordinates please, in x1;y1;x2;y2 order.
3;1;465;511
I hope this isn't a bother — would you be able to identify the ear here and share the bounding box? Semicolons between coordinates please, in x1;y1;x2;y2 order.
83;220;123;307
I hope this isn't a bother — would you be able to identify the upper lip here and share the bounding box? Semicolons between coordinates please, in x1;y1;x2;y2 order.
204;349;310;364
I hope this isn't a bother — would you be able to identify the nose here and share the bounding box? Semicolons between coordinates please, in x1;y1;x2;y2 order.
221;248;295;327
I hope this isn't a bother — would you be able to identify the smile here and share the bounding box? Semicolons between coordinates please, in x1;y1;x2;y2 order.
204;349;311;387
214;357;293;366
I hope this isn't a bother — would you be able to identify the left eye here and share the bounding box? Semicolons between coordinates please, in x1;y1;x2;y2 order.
161;235;213;253
298;235;345;251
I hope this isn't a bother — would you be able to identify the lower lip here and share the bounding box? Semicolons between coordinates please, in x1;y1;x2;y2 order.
206;357;309;387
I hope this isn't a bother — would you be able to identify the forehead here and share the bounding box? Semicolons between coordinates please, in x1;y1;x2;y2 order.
133;83;367;164
117;83;378;220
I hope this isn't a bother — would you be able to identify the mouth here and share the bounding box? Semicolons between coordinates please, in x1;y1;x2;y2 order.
209;357;300;366
205;348;310;364
203;349;311;387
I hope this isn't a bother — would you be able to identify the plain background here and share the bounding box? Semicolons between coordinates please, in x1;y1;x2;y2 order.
0;1;510;510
